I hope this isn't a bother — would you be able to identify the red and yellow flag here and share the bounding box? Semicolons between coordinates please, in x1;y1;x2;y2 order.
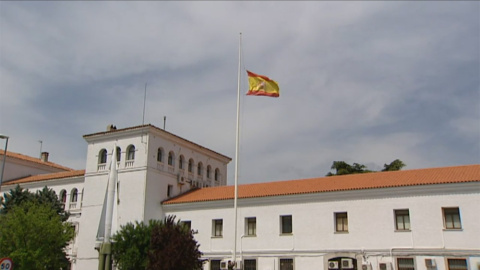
246;70;279;97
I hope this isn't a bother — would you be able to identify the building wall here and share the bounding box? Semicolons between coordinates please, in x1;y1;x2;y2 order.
164;183;480;270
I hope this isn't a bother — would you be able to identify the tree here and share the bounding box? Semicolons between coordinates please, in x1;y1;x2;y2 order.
326;161;372;176
112;220;162;270
147;215;204;270
0;185;33;214
382;159;406;171
326;160;406;176
0;201;74;270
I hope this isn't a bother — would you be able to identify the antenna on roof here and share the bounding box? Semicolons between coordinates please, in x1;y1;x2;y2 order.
142;82;147;125
38;140;43;158
163;116;166;130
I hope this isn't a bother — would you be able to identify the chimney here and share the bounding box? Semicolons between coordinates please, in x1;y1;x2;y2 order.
106;124;117;131
41;152;49;162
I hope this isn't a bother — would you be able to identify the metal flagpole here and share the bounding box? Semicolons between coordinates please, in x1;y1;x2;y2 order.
232;32;242;269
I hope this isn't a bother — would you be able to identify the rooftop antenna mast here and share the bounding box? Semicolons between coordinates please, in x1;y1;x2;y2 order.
38;140;43;158
142;82;147;125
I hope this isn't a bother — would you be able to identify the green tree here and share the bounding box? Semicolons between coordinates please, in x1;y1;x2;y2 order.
0;201;74;270
382;159;406;171
326;160;406;176
1;185;70;221
112;220;162;270
326;161;372;176
147;215;204;270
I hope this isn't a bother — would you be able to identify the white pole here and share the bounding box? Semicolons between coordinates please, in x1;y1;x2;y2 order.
233;32;242;267
104;145;118;243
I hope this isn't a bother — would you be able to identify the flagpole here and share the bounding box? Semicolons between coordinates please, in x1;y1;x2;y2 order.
232;32;242;268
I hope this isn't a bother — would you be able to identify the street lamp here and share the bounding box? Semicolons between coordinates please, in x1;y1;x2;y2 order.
0;134;9;188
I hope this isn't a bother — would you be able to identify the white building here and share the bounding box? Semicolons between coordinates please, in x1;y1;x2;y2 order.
1;124;479;270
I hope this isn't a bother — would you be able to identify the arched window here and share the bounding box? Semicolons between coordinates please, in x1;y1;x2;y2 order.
59;189;67;209
80;188;84;207
116;147;121;162
179;155;185;169
99;149;107;164
127;145;135;160
71;188;78;203
197;162;203;176
157;148;164;162
188;159;194;173
168;152;175;166
215;168;220;181
207;165;212;179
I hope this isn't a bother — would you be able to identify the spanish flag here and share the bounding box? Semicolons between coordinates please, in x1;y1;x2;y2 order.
246;70;280;97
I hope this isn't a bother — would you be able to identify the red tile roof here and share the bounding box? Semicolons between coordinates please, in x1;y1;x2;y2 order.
163;164;480;205
0;150;74;171
2;170;85;186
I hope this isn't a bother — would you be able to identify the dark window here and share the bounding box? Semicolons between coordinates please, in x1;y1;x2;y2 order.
210;260;221;270
214;168;220;181
213;219;223;237
167;185;173;197
335;212;348;232
99;149;107;164
280;215;292;234
168;152;175;166
280;258;293;270
181;221;191;231
395;209;410;230
447;259;467;270
157;148;163;162
116;147;121;162
397;258;415;270
127;145;135;160
71;188;78;202
443;207;462;229
246;217;256;236
207;166;211;178
179;155;184;169
244;259;256;270
198;162;203;176
188;159;194;172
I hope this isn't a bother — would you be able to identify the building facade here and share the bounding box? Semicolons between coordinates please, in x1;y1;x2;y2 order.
0;124;478;270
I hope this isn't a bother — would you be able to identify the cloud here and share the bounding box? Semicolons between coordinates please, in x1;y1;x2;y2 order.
1;1;478;184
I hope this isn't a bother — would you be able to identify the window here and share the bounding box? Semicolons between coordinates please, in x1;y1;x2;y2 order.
157;148;163;162
71;188;78;203
395;209;410;231
214;168;220;181
212;219;223;237
443;207;462;229
210;260;221;270
59;189;67;210
447;259;467;270
197;162;203;176
126;145;135;160
99;149;107;164
335;212;348;232
244;259;257;270
167;185;173;197
116;147;121;162
181;220;191;231
168;152;175;166
397;258;415;270
188;159;194;173
179;155;185;169
207;165;211;178
280;215;292;234
246;217;256;236
280;258;294;270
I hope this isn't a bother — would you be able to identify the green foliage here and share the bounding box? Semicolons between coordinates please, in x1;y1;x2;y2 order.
0;201;74;270
382;159;406;171
327;159;406;176
112;220;162;270
1;185;70;221
112;216;203;270
147;215;204;270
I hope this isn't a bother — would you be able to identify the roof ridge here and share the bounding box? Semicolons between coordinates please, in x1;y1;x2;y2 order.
0;149;74;171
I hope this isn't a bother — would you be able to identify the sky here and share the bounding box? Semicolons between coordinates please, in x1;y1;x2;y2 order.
0;1;478;185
